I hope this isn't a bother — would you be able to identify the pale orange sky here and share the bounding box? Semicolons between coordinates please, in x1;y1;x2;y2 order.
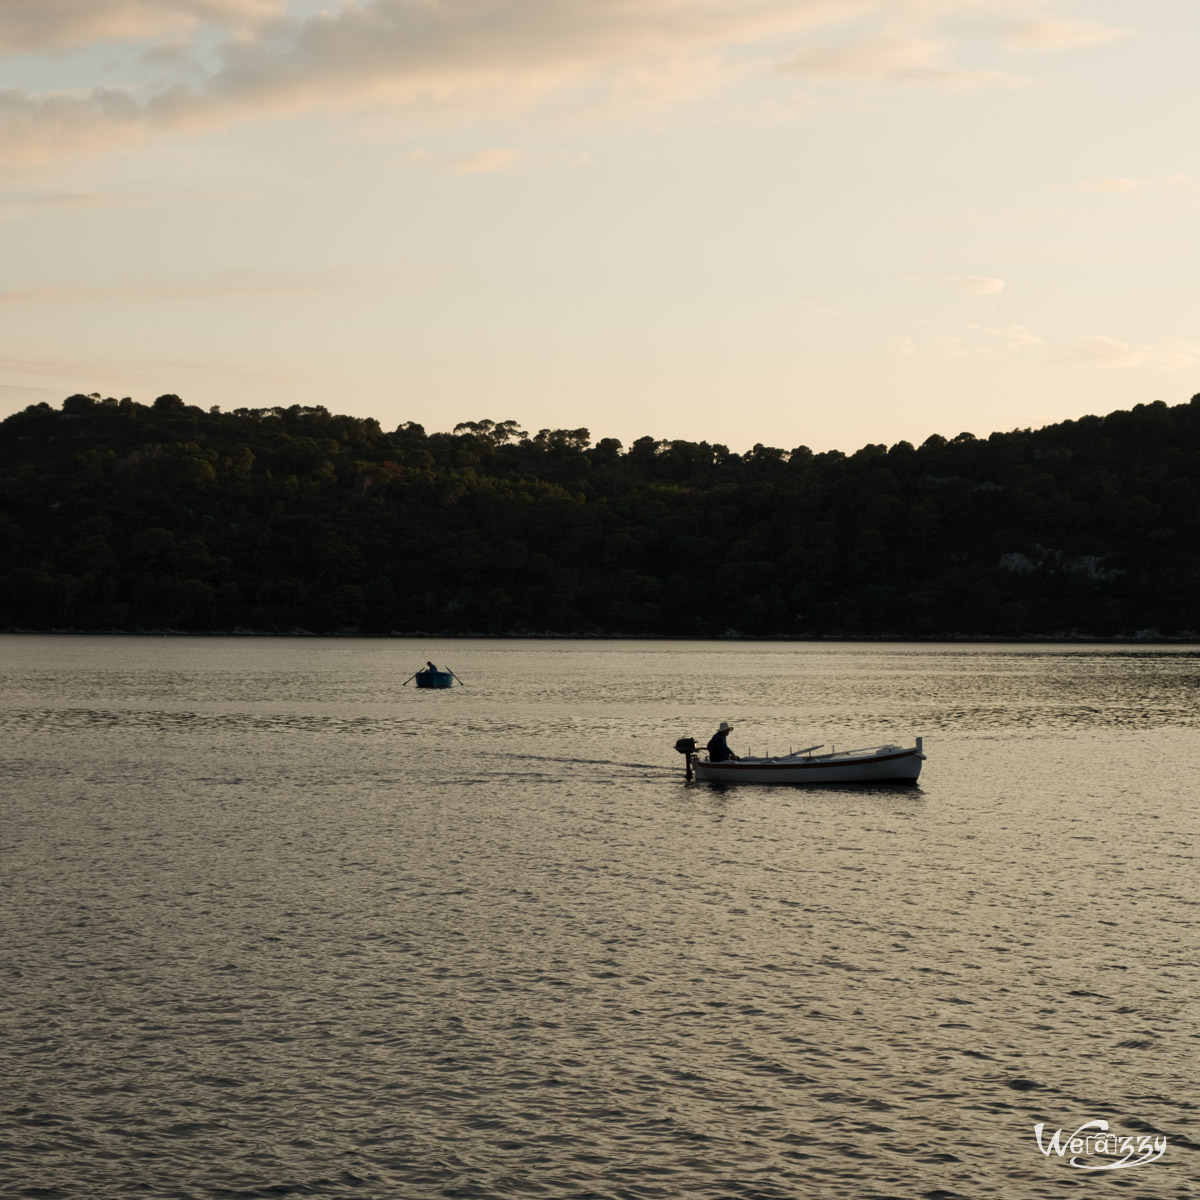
2;1;1197;452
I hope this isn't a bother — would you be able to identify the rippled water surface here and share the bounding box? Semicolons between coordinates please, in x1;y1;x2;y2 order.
2;636;1197;1199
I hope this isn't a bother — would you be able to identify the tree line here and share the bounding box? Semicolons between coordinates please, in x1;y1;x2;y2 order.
1;391;1198;638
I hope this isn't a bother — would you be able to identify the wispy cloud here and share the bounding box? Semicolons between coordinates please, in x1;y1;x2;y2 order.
968;323;1042;350
954;275;1005;295
903;273;1006;295
899;324;1200;372
1076;173;1192;193
933;336;971;359
0;347;297;385
1079;176;1143;193
1060;335;1200;371
0;0;282;52
0;381;59;397
0;188;142;215
451;147;523;174
404;146;523;175
1060;335;1155;368
0;269;366;306
779;34;1026;89
0;86;148;166
1002;19;1128;51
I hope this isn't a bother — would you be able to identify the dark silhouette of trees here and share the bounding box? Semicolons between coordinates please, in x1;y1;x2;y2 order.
2;393;1199;637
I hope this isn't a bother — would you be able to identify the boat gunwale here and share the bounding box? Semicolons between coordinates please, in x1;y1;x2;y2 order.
697;747;920;772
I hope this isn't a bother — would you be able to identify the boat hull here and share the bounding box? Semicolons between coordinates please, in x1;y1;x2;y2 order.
692;745;923;785
414;670;455;689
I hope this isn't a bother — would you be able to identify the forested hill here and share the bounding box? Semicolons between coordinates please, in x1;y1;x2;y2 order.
2;393;1199;638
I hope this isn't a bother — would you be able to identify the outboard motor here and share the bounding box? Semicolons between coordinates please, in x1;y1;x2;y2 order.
674;736;697;781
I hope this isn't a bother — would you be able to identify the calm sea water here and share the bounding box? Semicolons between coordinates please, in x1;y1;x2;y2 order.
1;636;1197;1199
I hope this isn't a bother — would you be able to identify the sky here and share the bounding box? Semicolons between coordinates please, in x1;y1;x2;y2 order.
1;0;1197;453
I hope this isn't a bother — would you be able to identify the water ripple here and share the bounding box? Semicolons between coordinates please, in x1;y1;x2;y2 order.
1;637;1197;1198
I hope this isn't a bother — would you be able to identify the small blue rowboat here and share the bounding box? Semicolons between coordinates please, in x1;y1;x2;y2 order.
405;662;463;689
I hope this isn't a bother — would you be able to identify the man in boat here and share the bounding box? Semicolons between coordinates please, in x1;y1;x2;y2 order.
706;720;740;762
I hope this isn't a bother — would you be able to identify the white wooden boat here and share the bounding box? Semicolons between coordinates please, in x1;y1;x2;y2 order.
686;738;925;785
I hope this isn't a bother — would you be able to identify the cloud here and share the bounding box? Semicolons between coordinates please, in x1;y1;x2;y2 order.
1076;174;1192;193
779;34;1026;89
0;183;265;218
904;273;1006;295
0;1;282;52
0;381;59;397
899;325;1200;371
0;86;149;166
1061;335;1153;369
954;275;1005;295
1157;345;1200;371
1079;176;1143;193
967;322;1041;349
405;146;523;174
1060;335;1200;371
0;1;1130;166
0;188;141;215
202;1;820;110
898;324;1200;372
933;336;970;359
0;1;831;163
0;269;365;306
0;347;296;386
897;321;1044;360
453;147;522;174
1002;19;1127;51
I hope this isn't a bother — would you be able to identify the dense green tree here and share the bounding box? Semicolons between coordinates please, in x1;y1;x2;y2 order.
2;393;1199;637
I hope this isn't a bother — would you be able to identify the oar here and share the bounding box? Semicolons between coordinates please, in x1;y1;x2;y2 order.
401;672;419;686
449;670;465;687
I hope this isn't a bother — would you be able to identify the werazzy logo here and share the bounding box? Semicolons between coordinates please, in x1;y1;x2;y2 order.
1034;1120;1167;1170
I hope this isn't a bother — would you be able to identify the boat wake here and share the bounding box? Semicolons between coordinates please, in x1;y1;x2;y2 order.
495;751;668;772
